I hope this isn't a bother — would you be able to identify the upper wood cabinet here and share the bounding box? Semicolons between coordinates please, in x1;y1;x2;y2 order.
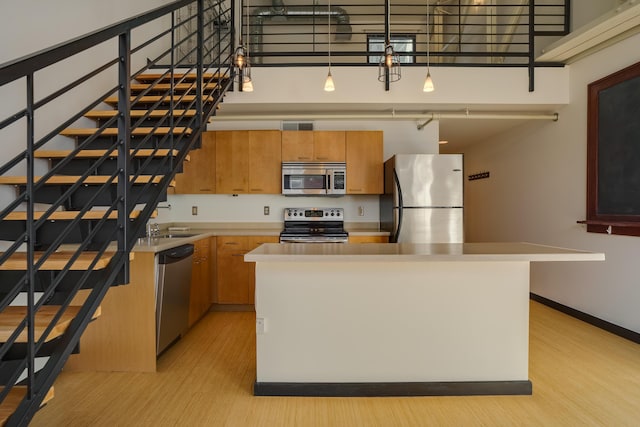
312;131;345;162
174;131;216;194
216;130;281;194
346;131;383;194
215;130;250;194
282;130;345;162
248;130;282;194
281;131;313;161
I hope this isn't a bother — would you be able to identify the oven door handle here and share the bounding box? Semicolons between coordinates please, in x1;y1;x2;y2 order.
280;237;347;243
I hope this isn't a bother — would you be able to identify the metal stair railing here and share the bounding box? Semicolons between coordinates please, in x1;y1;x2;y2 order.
0;1;233;425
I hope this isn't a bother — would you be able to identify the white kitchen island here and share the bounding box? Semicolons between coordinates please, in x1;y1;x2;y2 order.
245;242;604;397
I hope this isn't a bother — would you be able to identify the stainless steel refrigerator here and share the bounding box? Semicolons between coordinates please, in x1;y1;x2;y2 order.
380;154;464;243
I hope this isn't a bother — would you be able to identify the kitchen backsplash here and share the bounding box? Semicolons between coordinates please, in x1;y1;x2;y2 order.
156;194;380;223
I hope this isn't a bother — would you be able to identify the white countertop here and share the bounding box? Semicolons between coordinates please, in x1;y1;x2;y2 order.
132;223;386;252
245;242;605;263
133;228;281;252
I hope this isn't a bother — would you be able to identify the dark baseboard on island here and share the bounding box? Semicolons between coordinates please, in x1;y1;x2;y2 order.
254;380;533;397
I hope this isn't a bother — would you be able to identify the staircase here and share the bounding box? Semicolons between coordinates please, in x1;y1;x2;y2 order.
0;1;234;425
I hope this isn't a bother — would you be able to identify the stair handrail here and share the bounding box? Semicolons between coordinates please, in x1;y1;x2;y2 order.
0;1;234;425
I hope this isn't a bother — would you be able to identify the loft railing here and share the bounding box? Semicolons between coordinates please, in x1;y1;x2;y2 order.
0;0;232;424
240;0;568;90
242;0;568;65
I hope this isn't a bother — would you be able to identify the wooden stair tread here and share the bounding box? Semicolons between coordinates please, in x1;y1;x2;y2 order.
84;109;197;119
0;305;101;343
59;127;191;137
0;251;133;271
34;149;183;159
0;175;172;185
0;386;54;424
4;209;156;221
130;82;219;91
134;72;219;82
103;94;214;105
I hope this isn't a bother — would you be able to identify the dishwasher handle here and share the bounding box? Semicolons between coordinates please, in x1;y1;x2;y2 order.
158;244;195;264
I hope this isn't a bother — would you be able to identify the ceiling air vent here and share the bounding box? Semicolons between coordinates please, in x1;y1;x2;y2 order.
282;121;314;131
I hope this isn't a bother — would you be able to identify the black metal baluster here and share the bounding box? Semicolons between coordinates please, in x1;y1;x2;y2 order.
117;31;132;283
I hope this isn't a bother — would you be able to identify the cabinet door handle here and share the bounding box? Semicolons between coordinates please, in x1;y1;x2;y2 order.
232;188;244;192
349;188;363;192
199;188;212;191
250;188;263;192
224;242;239;245
298;156;311;160
316;156;328;160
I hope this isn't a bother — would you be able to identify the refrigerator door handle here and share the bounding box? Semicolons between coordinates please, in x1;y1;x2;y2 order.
393;169;403;243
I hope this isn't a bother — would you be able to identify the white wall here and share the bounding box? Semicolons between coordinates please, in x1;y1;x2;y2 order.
463;32;640;333
1;0;174;63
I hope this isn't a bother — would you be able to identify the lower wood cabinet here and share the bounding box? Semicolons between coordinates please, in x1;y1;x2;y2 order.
216;235;278;305
188;237;213;326
348;235;389;243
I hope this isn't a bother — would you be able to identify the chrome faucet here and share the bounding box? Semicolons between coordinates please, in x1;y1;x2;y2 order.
147;222;160;237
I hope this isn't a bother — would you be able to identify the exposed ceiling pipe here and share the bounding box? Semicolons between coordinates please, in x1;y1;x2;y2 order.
213;110;559;124
250;0;353;64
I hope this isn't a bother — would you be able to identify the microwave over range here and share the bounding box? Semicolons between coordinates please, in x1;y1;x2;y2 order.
282;162;346;196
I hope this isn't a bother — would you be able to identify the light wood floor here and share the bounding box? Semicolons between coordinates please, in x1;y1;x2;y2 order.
32;301;640;426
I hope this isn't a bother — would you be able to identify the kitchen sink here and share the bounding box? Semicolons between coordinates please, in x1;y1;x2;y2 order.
157;233;199;239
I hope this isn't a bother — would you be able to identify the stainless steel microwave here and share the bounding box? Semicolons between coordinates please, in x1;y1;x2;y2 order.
282;162;346;196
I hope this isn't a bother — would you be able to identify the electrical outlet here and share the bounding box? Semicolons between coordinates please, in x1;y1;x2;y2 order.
358;206;364;216
256;317;266;334
264;206;270;216
192;206;198;216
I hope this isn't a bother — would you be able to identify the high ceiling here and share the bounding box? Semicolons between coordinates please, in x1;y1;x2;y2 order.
215;101;561;153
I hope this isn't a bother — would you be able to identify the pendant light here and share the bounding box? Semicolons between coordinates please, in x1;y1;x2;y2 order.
378;0;401;87
423;0;435;92
233;0;247;76
324;0;335;91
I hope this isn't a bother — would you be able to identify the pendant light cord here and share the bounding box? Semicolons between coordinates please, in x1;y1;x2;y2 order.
427;0;430;69
245;0;250;61
328;0;331;69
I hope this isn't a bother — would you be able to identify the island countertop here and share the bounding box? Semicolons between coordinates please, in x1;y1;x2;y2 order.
245;242;605;263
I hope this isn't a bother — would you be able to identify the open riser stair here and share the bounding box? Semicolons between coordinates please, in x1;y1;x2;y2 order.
0;0;233;424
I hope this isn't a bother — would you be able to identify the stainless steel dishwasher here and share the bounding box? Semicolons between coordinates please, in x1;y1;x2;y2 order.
156;243;194;355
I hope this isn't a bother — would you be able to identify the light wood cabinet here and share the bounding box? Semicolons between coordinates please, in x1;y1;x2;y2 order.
346;131;383;194
215;130;250;193
312;131;345;161
282;130;345;162
348;235;389;243
282;131;314;161
216;130;281;194
216;235;278;305
249;130;282;193
188;237;213;327
174;131;216;193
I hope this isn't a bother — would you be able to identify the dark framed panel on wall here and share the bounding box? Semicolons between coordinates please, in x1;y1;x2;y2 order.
582;60;640;236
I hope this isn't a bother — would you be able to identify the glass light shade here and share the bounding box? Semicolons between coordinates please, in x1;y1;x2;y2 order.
324;71;335;92
385;53;393;68
234;46;246;69
423;70;435;92
242;77;253;92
